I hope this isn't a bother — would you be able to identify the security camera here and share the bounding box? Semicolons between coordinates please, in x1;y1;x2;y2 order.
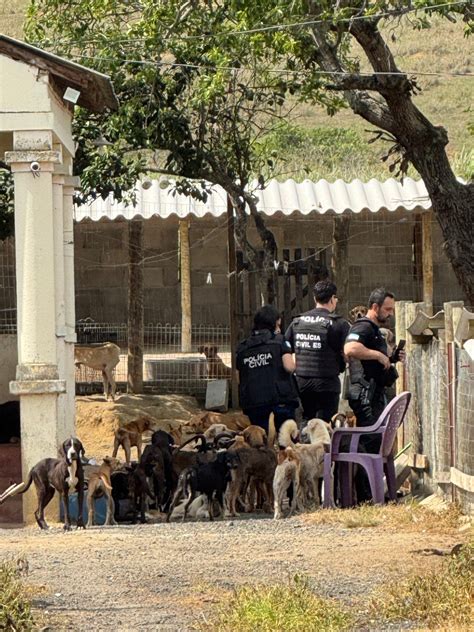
30;161;41;173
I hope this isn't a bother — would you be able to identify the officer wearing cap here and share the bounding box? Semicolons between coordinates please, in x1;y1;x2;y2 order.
285;280;349;422
236;304;298;434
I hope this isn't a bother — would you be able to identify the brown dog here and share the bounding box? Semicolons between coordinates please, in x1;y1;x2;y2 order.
112;417;153;465
242;425;267;449
86;456;119;527
348;305;368;323
197;344;232;380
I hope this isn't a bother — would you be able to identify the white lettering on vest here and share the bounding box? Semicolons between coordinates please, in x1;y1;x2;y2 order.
243;352;272;369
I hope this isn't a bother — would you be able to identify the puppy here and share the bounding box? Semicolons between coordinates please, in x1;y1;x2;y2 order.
349;305;368;323
331;412;350;430
112;416;153;465
380;327;396;356
273;447;301;520
86;456;119;527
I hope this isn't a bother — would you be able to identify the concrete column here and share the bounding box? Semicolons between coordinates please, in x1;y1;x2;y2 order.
63;176;79;435
5;131;66;523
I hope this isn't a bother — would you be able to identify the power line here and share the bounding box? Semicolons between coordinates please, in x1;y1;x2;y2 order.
70;53;474;78
46;1;468;45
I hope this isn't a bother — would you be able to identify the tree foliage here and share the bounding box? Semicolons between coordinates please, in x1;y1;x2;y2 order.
24;0;474;302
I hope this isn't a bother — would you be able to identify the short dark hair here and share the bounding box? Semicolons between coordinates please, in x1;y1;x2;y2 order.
368;288;395;309
253;304;280;331
313;280;337;304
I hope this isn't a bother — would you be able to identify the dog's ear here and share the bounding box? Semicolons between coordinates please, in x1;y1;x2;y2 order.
77;439;86;459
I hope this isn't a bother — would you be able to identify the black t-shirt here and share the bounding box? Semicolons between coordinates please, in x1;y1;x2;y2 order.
345;318;388;385
285;308;350;393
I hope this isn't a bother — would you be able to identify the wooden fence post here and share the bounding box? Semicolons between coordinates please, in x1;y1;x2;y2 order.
128;218;144;393
179;219;192;353
227;196;239;407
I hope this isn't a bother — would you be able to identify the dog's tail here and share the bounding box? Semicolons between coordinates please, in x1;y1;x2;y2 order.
267;412;276;449
0;471;34;504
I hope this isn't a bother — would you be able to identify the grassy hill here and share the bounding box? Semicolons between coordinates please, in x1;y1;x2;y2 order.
1;1;472;181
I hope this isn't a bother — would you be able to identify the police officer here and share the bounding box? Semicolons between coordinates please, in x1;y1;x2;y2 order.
236;304;298;434
344;287;405;502
285;280;349;422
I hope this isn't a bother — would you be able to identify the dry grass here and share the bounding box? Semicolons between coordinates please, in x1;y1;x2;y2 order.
0;557;34;631
371;542;473;629
199;575;353;632
302;500;468;534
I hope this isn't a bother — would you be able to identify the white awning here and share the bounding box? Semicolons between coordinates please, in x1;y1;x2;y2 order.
74;176;432;222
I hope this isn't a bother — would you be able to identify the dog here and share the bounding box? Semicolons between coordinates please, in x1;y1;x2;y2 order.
86;456;119;527
226;446;276;516
301;418;332;446
277;419;299;448
242;425;267;449
380;327;396;356
273;447;301;520
167;451;240;522
348;305;368;323
0;437;86;530
197;344;232;380
294;443;326;508
112;416;153;465
331;412;350;429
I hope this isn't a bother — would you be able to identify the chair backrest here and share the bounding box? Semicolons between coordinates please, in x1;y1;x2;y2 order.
379;392;411;457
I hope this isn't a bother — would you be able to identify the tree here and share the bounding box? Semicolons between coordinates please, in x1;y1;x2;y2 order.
25;0;306;303
234;0;474;303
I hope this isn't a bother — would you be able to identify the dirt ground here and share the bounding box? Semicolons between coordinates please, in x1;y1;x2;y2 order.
0;514;468;631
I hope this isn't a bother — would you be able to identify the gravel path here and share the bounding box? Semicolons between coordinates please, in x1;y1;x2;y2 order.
0;514;460;631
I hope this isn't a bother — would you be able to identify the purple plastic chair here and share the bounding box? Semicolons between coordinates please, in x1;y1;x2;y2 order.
323;391;411;508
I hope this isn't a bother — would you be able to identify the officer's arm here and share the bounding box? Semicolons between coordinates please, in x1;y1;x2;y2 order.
282;353;295;373
344;341;390;368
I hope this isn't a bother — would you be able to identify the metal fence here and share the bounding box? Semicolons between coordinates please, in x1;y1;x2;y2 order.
75;322;231;397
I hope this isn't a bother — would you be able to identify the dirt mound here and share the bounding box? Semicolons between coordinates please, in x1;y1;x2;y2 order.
76;394;251;459
76;393;200;459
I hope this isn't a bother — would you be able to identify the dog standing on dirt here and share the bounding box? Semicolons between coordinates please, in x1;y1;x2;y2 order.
86;456;119;527
112;416;153;465
273;447;301;520
0;437;86;530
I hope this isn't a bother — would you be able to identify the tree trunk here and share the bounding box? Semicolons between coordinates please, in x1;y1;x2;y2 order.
128;218;144;393
331;214;351;318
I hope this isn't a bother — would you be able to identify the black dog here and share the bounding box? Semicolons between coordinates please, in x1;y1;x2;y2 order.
0;437;86;530
167;451;240;522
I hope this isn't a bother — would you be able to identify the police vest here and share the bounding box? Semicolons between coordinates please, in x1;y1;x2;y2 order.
352;317;392;386
291;311;341;378
236;331;297;409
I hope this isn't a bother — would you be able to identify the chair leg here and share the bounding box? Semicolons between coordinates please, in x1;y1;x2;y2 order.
385;459;397;502
366;459;384;505
323;454;333;509
339;462;354;509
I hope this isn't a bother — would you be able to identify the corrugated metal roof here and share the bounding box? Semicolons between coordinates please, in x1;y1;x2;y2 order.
74;177;431;222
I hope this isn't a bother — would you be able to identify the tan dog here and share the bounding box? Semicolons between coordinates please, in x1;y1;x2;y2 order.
348;305;368;323
183;411;250;436
242;425;267;449
380;327;396;356
197;344;232;380
112;417;153;465
273;447;301;520
86;456;120;527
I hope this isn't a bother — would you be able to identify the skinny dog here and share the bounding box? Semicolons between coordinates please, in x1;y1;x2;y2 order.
0;437;85;530
273;447;301;520
86;456;119;527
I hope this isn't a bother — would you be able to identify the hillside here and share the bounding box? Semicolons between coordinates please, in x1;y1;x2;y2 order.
1;1;472;181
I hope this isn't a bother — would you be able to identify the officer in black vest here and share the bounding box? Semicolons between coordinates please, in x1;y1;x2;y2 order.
236;304;298;434
344;287;405;502
285;280;349;422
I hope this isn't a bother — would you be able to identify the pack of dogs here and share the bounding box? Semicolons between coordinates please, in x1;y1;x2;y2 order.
0;413;352;528
1;305;384;529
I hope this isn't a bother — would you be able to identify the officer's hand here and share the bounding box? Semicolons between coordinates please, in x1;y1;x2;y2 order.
378;353;391;370
397;349;406;364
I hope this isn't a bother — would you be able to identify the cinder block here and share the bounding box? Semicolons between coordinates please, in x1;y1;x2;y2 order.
205;379;229;412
